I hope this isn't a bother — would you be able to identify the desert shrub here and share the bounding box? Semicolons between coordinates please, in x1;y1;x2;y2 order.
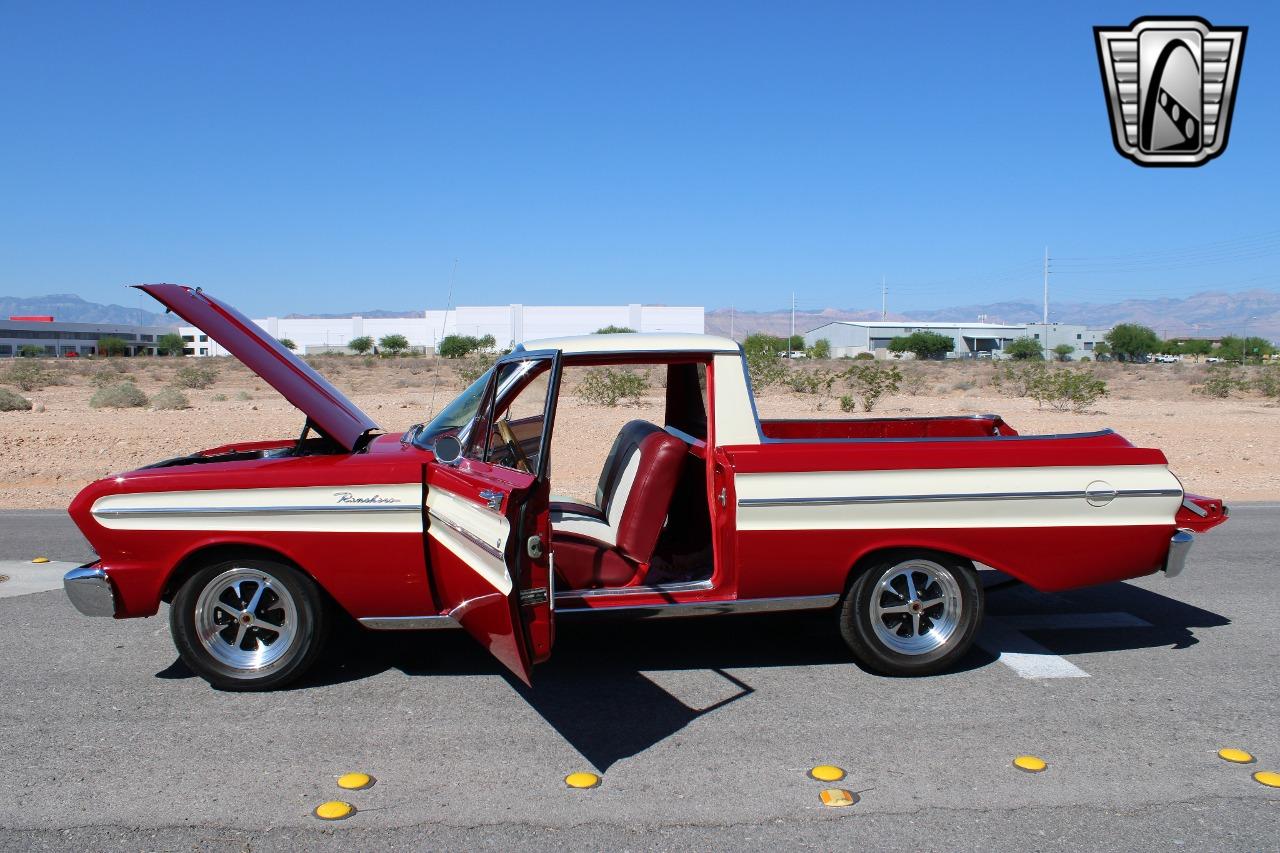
787;368;839;408
839;394;856;413
90;382;149;409
348;336;374;354
1027;369;1108;412
0;388;33;411
595;325;636;334
97;336;129;357
1196;365;1243;398
152;387;191;410
5;360;52;391
842;362;901;412
577;368;649;407
1255;366;1280;399
745;349;789;390
174;364;218;389
952;380;976;392
993;362;1047;397
455;352;497;383
1005;337;1045;360
806;338;831;359
211;393;228;402
234;390;253;401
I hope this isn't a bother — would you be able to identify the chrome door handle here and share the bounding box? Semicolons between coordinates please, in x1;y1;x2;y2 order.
478;489;503;511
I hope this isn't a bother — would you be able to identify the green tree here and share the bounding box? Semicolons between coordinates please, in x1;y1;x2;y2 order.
1092;341;1112;360
806;338;831;359
1005;336;1044;360
157;333;187;356
787;334;805;352
17;344;45;358
438;334;478;358
477;334;497;351
742;332;787;357
98;336;128;357
900;331;953;360
594;325;636;334
1105;323;1161;362
379;333;410;356
1180;339;1213;357
348;336;374;354
1218;335;1274;363
1052;343;1075;362
277;338;297;351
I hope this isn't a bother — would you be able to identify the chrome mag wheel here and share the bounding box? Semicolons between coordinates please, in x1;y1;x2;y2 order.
869;557;964;655
194;567;298;671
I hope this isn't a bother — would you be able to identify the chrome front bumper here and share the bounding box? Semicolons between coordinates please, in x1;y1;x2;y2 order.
1163;529;1195;578
63;565;117;617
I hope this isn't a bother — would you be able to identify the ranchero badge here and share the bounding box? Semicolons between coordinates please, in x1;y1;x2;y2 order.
1094;17;1246;167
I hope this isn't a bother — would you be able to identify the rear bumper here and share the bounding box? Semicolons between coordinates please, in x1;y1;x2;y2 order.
1163;529;1195;578
63;564;118;617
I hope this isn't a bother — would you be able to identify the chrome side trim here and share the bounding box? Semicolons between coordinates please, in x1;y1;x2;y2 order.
91;504;420;519
556;593;840;619
1164;528;1195;578
63;565;116;617
1181;497;1209;518
739;488;1184;509
556;579;715;600
427;509;505;561
358;615;461;631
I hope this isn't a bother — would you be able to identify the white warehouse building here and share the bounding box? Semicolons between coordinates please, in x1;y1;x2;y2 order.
182;303;704;356
803;320;1109;361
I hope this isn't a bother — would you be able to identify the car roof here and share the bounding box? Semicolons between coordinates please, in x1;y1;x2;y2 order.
516;332;741;355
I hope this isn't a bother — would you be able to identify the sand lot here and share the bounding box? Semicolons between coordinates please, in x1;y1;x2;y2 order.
2;356;1277;509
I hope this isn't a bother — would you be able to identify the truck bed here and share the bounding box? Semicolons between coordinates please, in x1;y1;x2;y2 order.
760;414;1018;441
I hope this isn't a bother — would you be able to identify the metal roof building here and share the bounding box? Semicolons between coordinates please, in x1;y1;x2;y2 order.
1;317;178;357
803;320;1109;360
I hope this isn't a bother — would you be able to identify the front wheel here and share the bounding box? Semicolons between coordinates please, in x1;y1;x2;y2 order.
170;557;329;691
839;552;983;676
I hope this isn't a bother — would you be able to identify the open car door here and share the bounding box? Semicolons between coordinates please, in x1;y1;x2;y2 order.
423;350;562;685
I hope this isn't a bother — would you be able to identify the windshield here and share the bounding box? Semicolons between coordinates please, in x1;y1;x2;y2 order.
413;367;494;448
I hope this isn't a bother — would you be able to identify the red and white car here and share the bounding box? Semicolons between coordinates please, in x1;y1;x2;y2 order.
63;285;1228;689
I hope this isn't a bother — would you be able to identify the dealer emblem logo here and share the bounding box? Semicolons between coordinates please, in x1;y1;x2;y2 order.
1094;17;1246;166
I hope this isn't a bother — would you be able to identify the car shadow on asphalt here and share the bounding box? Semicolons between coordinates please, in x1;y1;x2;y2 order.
153;580;1229;771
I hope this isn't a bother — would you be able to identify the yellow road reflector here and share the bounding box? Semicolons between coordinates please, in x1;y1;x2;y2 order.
31;557;50;564
808;765;846;782
337;772;374;790
1013;755;1047;773
1218;748;1255;764
819;788;858;807
565;771;601;789
312;800;355;820
1254;771;1280;788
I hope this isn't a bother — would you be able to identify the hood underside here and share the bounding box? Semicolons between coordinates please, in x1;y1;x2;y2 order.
136;284;379;451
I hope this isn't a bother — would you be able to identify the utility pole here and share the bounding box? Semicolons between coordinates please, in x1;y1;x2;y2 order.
729;307;734;340
789;292;796;358
881;276;887;321
1042;246;1050;361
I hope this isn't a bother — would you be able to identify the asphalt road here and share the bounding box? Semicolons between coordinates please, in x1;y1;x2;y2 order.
1;507;1278;850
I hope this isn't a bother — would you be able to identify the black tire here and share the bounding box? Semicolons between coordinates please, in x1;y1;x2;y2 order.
839;551;983;676
170;557;329;691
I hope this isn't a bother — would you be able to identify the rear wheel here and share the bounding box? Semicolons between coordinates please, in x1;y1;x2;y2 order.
170;558;329;691
839;552;982;676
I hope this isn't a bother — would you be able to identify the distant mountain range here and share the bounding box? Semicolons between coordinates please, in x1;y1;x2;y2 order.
1;293;171;326
7;288;1279;342
706;289;1280;342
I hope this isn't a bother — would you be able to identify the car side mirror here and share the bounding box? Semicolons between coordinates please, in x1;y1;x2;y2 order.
433;435;463;465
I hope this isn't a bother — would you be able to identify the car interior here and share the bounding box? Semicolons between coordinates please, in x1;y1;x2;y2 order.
479;360;715;593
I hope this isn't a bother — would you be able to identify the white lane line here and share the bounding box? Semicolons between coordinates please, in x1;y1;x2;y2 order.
980;611;1155;679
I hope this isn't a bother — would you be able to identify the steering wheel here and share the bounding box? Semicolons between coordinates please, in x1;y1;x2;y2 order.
495;417;533;473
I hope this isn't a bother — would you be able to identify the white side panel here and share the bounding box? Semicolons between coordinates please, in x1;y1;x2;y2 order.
712;353;762;446
736;465;1181;530
425;486;513;595
91;484;422;533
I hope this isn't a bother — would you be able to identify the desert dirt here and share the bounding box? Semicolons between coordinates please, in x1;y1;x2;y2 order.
1;355;1278;510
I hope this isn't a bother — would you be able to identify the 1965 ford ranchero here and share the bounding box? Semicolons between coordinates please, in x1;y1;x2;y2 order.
63;284;1228;690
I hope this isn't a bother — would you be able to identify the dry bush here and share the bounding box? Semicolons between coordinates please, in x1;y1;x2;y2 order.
235;390;252;401
90;382;149;409
152;387;191;410
578;368;649;407
174;364;218;389
5;360;53;391
0;388;33;411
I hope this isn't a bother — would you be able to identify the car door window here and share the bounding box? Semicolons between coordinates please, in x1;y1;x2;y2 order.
467;358;554;475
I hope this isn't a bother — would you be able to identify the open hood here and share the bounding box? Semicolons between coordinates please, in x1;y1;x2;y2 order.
137;284;379;451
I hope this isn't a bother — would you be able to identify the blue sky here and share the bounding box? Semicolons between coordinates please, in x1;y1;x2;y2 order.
1;1;1276;316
